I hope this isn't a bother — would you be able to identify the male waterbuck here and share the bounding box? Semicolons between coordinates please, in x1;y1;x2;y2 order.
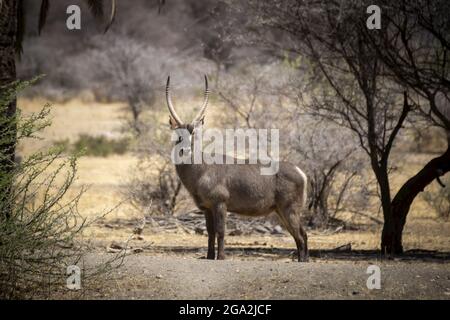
165;75;309;261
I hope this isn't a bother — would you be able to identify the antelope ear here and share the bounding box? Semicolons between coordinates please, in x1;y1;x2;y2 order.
169;116;179;129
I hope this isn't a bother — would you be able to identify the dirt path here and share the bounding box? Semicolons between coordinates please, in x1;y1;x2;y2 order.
81;251;450;300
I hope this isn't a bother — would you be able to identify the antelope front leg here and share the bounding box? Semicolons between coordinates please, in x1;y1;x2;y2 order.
214;203;227;260
204;211;215;260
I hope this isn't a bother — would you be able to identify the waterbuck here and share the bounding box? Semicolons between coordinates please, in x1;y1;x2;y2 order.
165;75;309;261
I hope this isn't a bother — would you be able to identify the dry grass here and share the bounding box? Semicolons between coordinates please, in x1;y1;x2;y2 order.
16;97;450;253
17;98;127;156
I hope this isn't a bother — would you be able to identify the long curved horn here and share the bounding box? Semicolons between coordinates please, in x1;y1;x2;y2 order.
165;76;184;125
193;75;209;122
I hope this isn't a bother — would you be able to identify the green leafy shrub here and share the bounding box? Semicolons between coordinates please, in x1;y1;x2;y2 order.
0;80;124;299
54;135;129;157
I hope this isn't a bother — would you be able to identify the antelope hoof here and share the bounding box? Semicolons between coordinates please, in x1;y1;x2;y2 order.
217;254;226;260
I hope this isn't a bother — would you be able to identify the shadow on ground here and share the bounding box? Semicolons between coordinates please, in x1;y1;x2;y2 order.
146;245;450;263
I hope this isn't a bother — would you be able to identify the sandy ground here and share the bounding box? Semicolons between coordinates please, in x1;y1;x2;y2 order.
61;228;450;300
18;98;450;300
62;245;450;300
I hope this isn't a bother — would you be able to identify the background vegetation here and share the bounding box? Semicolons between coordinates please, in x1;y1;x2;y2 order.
0;3;448;297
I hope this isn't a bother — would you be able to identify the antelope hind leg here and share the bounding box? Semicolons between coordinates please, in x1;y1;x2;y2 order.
276;206;309;262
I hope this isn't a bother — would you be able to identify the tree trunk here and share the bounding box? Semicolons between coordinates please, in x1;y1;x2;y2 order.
388;133;450;254
376;169;397;255
308;178;331;228
0;0;18;219
309;199;329;228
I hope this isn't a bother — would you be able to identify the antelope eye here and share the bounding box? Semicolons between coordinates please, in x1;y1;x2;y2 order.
178;136;183;142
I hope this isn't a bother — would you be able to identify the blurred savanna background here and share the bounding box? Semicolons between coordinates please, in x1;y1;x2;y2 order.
1;0;449;299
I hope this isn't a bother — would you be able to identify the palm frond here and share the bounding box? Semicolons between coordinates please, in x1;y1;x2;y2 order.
82;0;117;33
84;0;104;18
38;0;49;35
103;0;116;33
158;0;166;14
16;0;26;56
